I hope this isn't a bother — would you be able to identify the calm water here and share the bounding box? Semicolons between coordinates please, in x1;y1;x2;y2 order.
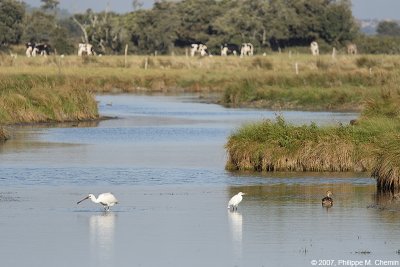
1;94;399;267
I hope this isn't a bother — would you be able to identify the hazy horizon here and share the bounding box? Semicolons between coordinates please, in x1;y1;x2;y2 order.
22;0;400;20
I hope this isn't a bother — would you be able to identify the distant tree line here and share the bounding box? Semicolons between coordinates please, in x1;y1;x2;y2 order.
1;0;399;55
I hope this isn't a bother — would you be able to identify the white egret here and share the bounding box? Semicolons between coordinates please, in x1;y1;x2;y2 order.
321;190;333;207
228;192;246;211
77;193;118;211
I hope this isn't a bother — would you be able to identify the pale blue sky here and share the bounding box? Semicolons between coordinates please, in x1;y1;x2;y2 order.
23;0;400;19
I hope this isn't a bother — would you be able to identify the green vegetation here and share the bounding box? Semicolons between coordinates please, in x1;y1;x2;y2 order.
226;80;400;191
0;0;357;55
225;116;376;172
0;74;98;124
1;54;399;111
0;53;397;126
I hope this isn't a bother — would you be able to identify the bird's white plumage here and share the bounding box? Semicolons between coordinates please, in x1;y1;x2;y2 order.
77;192;118;211
228;192;245;210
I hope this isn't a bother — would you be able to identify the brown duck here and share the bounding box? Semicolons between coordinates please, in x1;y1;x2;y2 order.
322;190;333;207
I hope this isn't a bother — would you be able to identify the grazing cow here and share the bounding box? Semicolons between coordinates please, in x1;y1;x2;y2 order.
25;43;33;57
25;42;50;57
347;43;357;55
190;43;208;57
221;43;239;56
78;43;95;56
310;41;319;56
240;43;254;57
35;43;50;56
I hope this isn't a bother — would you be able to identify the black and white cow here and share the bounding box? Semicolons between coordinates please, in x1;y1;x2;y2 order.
25;42;34;57
240;43;254;57
78;43;95;56
190;43;208;57
25;42;51;57
35;43;51;56
221;43;239;56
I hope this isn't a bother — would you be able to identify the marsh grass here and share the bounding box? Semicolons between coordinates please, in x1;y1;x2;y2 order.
226;79;400;191
372;134;400;191
0;75;98;124
225;116;376;172
0;54;394;111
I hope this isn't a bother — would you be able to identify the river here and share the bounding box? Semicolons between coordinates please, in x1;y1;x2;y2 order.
1;94;399;267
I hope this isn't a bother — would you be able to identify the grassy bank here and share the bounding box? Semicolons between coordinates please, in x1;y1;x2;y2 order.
226;84;400;191
225;116;377;172
1;54;399;111
0;75;98;124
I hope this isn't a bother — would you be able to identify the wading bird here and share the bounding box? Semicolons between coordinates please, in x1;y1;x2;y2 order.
77;192;118;211
228;192;246;211
322;191;333;208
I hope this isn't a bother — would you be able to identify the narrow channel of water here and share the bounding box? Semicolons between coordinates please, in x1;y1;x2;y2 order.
1;94;397;267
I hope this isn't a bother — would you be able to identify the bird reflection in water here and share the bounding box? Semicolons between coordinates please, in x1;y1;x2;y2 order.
90;212;117;263
228;210;243;257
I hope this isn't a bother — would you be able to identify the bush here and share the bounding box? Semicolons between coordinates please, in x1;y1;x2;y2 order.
355;35;400;54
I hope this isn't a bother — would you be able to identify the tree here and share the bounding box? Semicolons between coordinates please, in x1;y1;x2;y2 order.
23;11;56;43
132;0;143;11
0;0;25;46
41;0;59;11
377;21;400;36
126;2;180;54
73;9;127;54
319;0;358;45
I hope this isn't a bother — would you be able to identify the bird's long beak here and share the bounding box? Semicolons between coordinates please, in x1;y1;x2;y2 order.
77;196;89;205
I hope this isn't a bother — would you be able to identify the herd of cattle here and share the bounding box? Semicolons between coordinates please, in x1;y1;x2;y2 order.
24;41;358;57
25;42;51;57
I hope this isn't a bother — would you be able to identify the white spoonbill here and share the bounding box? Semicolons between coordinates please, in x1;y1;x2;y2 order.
228;192;246;211
77;193;118;211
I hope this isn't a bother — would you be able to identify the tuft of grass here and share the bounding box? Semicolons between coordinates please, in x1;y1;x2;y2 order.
372;133;400;191
225;116;376;172
251;57;273;70
356;56;379;69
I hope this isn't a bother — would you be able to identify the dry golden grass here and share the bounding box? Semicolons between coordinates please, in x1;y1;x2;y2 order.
0;76;98;125
372;134;400;191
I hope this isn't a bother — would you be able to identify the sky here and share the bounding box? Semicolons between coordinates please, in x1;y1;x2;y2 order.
22;0;400;20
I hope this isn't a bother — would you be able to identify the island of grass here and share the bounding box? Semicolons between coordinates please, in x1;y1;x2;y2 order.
226;87;400;192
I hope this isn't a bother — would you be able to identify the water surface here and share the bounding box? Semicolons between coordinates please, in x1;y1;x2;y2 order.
1;94;398;267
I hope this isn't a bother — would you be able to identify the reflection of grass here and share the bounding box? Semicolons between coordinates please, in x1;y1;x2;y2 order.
0;127;9;141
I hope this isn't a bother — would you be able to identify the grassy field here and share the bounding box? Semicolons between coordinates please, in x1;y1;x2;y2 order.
1;53;399;111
